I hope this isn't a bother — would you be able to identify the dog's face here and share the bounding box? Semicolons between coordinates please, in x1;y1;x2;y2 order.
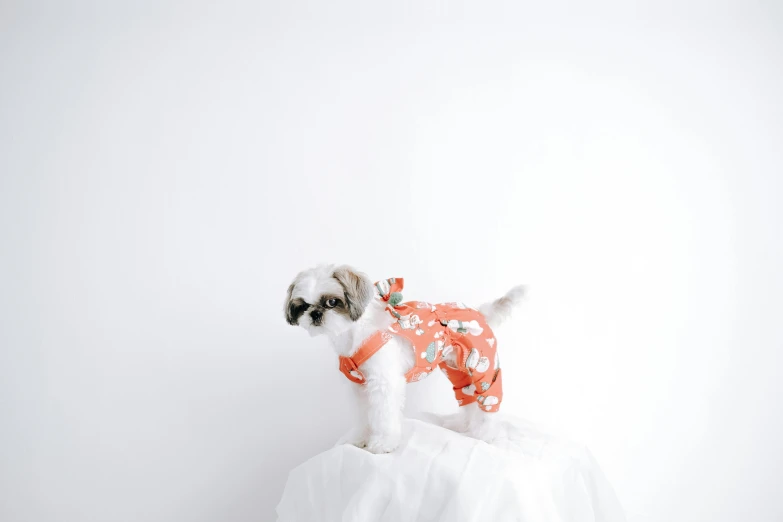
285;265;373;337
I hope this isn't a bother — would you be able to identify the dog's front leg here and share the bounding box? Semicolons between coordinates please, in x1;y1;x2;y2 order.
338;387;369;449
362;373;405;454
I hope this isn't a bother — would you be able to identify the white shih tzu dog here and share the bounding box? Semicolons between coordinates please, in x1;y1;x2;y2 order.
285;264;524;454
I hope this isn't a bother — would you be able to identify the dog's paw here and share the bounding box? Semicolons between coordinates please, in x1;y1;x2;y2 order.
364;436;399;454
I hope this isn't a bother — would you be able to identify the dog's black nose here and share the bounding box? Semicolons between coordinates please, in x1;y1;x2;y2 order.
310;309;323;323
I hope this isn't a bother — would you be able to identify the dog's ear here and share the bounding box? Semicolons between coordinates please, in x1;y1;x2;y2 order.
333;265;373;321
284;280;299;325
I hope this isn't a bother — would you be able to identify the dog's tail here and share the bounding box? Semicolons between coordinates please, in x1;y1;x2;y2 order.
479;285;526;328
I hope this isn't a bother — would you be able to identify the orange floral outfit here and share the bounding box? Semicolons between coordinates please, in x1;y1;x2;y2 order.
338;278;503;412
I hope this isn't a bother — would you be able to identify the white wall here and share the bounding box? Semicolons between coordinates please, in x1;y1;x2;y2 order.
1;2;781;522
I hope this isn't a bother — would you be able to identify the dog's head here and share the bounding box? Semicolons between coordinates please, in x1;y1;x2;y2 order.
284;264;373;337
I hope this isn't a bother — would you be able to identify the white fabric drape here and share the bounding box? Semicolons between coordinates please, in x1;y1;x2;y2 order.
277;417;625;522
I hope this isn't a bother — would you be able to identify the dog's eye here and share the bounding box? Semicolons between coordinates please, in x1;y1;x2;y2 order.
325;298;339;308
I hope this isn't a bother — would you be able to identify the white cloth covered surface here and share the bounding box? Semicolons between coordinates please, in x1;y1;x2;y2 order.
276;417;625;522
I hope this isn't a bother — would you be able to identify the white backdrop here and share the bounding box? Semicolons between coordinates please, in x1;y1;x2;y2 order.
2;2;782;522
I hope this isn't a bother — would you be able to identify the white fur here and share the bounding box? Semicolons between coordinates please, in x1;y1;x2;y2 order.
479;285;526;328
287;265;523;453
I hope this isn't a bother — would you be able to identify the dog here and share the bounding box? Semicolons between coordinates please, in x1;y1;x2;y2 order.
284;264;524;454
